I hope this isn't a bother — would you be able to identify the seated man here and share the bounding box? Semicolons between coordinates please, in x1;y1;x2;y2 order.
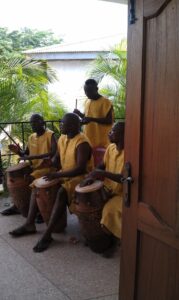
9;113;93;253
1;113;57;217
86;121;125;257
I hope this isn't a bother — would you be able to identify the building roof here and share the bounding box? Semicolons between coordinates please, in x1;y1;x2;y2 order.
23;35;124;60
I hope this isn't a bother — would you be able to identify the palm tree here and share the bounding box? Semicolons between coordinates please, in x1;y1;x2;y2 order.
87;40;127;119
0;56;66;121
0;56;67;149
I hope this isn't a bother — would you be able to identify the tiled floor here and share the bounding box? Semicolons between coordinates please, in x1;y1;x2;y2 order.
0;196;120;300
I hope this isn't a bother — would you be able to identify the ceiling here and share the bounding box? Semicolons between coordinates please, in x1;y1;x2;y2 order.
99;0;127;4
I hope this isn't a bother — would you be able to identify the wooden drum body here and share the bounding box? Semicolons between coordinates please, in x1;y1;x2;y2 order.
34;177;67;233
6;162;32;217
75;180;111;253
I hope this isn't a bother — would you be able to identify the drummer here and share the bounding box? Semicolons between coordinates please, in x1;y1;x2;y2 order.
85;121;125;257
9;113;93;253
1;114;57;217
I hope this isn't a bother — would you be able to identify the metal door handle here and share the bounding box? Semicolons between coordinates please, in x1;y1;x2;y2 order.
121;162;134;207
121;176;133;184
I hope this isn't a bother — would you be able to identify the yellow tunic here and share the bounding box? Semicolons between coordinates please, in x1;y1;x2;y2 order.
58;133;93;211
27;129;55;179
101;144;124;238
83;96;113;148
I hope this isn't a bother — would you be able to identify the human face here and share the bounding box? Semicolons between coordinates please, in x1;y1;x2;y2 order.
84;84;98;99
108;124;120;144
30;116;44;133
59;117;70;135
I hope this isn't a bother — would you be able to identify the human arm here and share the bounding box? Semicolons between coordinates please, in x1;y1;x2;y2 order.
82;107;113;125
8;144;29;156
44;142;91;180
88;168;123;183
20;134;57;162
73;109;85;119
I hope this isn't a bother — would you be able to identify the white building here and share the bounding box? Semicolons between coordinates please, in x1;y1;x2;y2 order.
24;35;123;111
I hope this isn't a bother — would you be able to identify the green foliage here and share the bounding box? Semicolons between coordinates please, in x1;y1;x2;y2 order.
0;27;62;57
0;57;59;121
0;56;66;148
0;29;65;172
87;40;127;119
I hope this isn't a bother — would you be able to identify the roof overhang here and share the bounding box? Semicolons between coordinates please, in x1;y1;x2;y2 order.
26;51;110;61
99;0;127;4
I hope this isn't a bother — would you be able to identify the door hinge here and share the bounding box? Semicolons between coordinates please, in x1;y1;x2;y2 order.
129;0;137;25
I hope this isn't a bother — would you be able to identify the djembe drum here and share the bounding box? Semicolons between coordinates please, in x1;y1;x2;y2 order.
6;162;32;217
74;180;112;253
34;177;67;233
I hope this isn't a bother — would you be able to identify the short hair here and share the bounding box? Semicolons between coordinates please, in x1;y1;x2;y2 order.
84;79;98;87
30;113;44;123
63;113;80;128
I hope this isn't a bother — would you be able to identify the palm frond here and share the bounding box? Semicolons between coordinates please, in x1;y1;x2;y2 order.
87;40;127;119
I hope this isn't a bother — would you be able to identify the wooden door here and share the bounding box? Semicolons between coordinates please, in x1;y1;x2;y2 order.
119;1;179;299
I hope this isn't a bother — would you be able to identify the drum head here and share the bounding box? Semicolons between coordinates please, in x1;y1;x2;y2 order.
6;162;31;173
75;180;103;193
33;176;61;188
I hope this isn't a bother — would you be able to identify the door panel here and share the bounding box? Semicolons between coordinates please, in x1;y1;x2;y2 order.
119;0;179;299
136;234;179;300
141;0;179;227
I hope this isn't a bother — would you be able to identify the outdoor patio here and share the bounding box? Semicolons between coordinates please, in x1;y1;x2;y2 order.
0;195;120;300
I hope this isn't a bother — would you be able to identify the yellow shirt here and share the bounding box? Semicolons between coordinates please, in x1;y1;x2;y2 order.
101;143;124;238
58;133;93;173
83;96;113;148
103;143;124;195
27;129;55;179
58;133;94;208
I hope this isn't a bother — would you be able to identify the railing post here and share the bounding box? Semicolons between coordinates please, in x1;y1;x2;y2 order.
0;149;3;184
21;123;25;150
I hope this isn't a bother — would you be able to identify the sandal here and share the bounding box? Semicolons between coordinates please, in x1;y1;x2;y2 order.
33;237;53;253
9;226;36;237
1;205;20;216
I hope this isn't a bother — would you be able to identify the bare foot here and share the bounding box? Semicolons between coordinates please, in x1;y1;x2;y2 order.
33;237;53;253
9;224;36;237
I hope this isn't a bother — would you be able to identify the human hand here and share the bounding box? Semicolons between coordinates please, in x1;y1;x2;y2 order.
73;109;81;115
79;177;95;187
8;143;20;154
88;169;104;180
18;155;29;162
18;156;24;163
43;172;60;181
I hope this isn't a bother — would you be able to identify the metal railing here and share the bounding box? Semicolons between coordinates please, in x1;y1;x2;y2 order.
0;117;124;179
0;120;60;151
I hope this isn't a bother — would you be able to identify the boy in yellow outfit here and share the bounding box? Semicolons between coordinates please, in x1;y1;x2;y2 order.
1;114;57;217
87;121;125;256
74;78;114;148
9;113;93;253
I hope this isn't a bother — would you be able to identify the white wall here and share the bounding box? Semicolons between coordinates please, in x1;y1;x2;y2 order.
48;60;92;112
